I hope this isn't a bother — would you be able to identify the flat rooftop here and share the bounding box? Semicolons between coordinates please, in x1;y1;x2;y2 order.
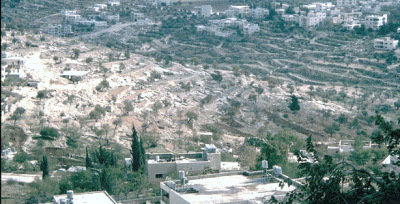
148;158;207;164
53;191;117;204
177;174;296;203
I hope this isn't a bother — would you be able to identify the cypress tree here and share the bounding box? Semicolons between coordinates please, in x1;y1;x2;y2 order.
40;155;49;179
131;125;141;171
139;136;146;173
85;147;92;168
289;95;300;113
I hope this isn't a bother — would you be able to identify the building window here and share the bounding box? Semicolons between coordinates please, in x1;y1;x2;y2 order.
162;190;170;204
156;174;163;178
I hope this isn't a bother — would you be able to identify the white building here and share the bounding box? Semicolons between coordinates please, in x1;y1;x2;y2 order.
60;9;76;15
65;14;82;23
299;12;327;27
343;21;362;30
141;144;222;184
105;14;120;23
94;4;107;10
336;0;358;7
137;18;153;25
382;155;400;175
276;8;286;15
364;14;387;30
194;5;213;17
160;164;300;204
196;25;207;32
303;2;335;12
225;5;250;17
131;12;145;22
53;191;117;204
47;24;73;36
282;14;299;22
243;23;260;35
1;52;25;67
108;0;120;6
374;37;399;50
253;7;269;19
327;140;372;155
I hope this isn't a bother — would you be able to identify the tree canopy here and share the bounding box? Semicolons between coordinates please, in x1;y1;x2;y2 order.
288;95;300;113
272;115;400;203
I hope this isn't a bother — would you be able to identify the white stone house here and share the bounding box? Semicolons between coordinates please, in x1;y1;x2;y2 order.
364;14;387;30
374;37;399;50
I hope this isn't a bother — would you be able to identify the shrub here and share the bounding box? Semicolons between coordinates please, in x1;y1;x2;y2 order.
40;127;60;140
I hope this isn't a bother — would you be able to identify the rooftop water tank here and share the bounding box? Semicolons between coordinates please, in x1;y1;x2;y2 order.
156;155;160;162
273;165;282;175
67;190;74;200
262;160;268;169
178;171;185;179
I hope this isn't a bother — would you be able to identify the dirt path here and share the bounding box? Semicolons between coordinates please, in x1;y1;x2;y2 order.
1;173;42;183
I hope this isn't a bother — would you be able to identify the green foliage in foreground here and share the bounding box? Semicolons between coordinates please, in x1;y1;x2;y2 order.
271;115;400;204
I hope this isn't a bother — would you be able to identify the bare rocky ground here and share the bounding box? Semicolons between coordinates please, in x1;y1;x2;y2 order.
2;26;399;156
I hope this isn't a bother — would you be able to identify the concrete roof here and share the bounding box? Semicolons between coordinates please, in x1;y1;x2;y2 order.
179;174;296;203
382;155;399;165
53;191;117;204
148;158;206;164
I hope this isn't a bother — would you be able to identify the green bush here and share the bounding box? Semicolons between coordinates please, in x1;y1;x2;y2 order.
13;151;30;163
39;127;60;140
200;134;212;144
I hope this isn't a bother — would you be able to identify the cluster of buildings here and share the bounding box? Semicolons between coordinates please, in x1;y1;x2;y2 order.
276;0;396;31
1;51;25;82
46;0;122;36
28;139;400;203
193;0;397;38
327;139;373;155
196;18;260;38
224;5;270;19
1;147;17;160
194;5;266;38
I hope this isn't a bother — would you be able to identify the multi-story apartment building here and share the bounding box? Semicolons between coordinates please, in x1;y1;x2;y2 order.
194;5;213;17
374;37;399;50
46;24;73;36
337;0;358;7
364;14;387;30
65;14;82;23
299;12;327;27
